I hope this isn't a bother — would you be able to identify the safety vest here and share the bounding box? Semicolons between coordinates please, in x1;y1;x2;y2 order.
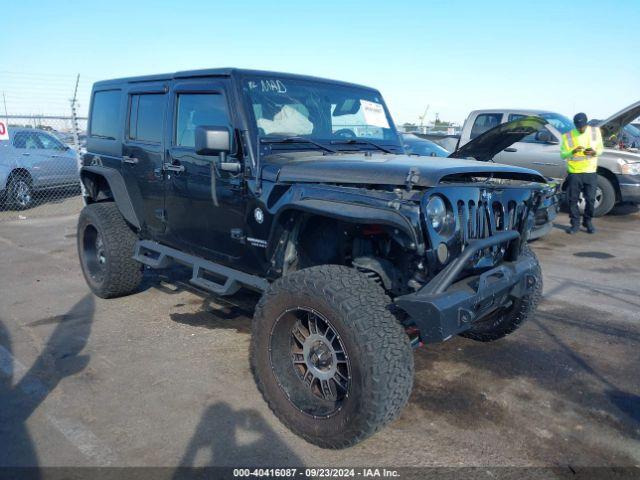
563;126;601;174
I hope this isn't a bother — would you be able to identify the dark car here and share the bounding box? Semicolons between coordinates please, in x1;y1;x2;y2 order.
78;68;547;449
590;119;640;150
401;132;450;156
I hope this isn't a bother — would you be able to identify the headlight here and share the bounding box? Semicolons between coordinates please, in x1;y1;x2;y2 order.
621;163;640;175
426;195;450;233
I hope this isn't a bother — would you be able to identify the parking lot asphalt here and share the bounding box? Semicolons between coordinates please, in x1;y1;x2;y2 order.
0;198;639;469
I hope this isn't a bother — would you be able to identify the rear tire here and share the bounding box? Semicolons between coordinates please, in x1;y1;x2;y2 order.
77;202;143;298
460;245;542;342
251;265;414;449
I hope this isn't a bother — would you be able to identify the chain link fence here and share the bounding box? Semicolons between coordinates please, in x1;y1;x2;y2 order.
0;72;93;223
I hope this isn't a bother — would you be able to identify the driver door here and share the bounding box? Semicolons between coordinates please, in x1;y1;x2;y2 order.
163;80;246;261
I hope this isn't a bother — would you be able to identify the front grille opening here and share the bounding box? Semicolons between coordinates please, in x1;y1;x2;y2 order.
468;201;476;238
439;172;546;185
454;197;527;243
493;201;505;230
507;201;518;230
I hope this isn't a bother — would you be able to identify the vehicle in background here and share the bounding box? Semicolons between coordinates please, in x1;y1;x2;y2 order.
457;102;640;216
0;128;79;210
589;120;640;151
617;124;640;150
400;132;450;157
413;132;460;152
54;131;88;153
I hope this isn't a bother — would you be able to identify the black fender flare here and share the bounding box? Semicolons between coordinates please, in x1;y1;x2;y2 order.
80;166;142;230
271;198;423;254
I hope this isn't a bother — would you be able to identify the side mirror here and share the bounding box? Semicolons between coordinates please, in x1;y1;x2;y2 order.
535;129;558;144
195;125;231;157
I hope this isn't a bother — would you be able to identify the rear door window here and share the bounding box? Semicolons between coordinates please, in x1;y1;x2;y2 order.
90;90;121;140
470;113;502;139
175;93;229;148
128;93;165;143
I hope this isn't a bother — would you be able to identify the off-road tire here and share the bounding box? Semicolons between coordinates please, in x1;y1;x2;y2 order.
460;245;542;342
250;265;414;449
77;202;143;298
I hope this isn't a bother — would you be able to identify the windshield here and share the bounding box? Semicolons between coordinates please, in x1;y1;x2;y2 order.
539;112;573;134
242;75;400;148
625;124;640;137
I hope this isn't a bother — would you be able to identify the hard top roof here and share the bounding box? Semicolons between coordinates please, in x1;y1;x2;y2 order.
92;68;377;91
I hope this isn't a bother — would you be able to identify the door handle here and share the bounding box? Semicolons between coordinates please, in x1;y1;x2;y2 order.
163;163;185;173
22;152;31;156
123;155;139;164
504;148;517;153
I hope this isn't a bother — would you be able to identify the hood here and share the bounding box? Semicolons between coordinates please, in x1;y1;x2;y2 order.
271;153;546;188
449;116;549;162
597;100;640;141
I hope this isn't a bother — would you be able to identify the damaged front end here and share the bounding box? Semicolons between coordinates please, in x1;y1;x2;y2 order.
395;182;543;344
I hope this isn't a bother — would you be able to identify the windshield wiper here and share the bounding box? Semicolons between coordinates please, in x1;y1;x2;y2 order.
330;139;395;154
260;136;336;153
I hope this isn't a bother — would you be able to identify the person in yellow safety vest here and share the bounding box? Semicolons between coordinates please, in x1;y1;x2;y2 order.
560;112;603;234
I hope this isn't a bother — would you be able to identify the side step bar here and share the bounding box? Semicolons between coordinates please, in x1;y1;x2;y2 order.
133;240;269;296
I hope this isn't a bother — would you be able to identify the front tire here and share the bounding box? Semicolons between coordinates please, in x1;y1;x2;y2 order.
7;174;34;210
251;265;414;449
460;245;542;342
77;202;143;298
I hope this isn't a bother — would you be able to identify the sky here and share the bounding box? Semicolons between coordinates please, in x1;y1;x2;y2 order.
2;0;639;125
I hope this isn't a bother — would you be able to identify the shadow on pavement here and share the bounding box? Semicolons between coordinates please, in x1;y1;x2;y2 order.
0;186;81;213
174;402;303;473
0;294;95;468
141;265;259;334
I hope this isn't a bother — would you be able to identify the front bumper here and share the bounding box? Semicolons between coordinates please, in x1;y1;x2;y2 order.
395;231;539;344
617;174;640;203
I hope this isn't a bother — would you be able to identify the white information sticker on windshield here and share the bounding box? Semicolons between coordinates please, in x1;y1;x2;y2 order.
361;100;389;129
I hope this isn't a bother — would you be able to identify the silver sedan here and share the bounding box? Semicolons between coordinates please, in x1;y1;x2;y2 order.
0;128;80;209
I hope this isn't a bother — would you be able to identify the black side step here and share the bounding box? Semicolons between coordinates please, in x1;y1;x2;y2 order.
133;240;269;296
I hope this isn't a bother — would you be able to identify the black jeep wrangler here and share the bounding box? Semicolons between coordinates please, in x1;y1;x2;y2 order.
78;69;545;449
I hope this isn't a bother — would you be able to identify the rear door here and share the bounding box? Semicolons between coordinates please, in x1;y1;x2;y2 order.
121;83;168;237
163;79;246;261
494;113;565;179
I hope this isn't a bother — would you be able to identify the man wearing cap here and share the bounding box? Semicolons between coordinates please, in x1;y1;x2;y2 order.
560;113;604;234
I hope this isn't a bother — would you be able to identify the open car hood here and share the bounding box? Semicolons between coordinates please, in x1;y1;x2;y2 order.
449;116;549;162
597;100;640;140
